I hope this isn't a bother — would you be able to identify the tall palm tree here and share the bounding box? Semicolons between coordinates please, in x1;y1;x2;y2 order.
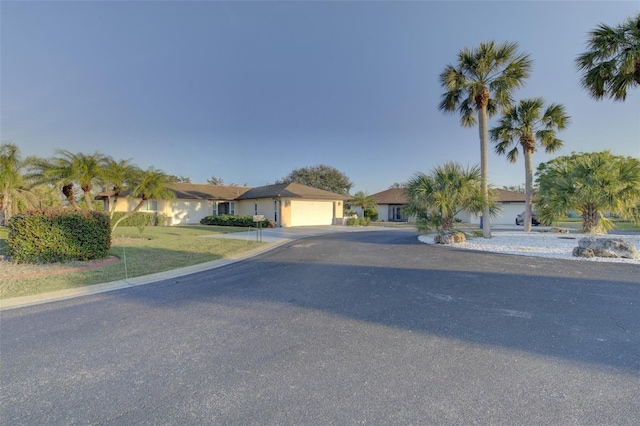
101;158;141;219
404;162;496;233
28;150;110;210
0;143;39;225
536;151;640;233
349;191;377;218
576;13;640;101
490;98;571;232
111;168;176;232
439;41;532;237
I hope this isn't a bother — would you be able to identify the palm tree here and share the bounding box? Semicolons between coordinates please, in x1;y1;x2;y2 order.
439;41;532;237
535;151;640;233
349;191;377;218
0;143;39;225
490;98;571;232
28;150;109;210
111;168;176;232
576;13;640;101
101;158;141;219
404;162;496;233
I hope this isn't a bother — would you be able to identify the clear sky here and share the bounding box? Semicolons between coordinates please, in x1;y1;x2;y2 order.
2;0;639;194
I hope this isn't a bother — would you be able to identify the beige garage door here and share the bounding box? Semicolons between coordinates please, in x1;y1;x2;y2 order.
290;200;334;226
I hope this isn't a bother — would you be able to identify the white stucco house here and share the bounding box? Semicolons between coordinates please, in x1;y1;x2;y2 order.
97;182;350;227
357;187;526;225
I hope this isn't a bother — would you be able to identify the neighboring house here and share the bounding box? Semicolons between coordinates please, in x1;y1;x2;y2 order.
97;183;251;226
362;187;526;225
455;189;526;225
234;183;350;227
97;182;349;227
371;188;412;223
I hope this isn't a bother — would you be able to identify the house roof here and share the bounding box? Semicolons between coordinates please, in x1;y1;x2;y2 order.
494;189;526;203
168;183;251;200
371;188;408;205
235;182;351;201
96;183;251;200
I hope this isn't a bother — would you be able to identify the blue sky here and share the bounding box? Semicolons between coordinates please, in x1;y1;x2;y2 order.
2;1;639;194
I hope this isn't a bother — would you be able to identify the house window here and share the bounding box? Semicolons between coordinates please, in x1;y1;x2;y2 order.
230;202;235;215
254;202;258;215
141;199;158;212
212;202;218;216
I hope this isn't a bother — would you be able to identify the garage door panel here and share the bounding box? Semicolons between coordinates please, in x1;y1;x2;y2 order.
291;200;333;226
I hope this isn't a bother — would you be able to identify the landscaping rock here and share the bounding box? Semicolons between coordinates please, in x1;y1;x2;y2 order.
434;232;466;244
572;237;639;259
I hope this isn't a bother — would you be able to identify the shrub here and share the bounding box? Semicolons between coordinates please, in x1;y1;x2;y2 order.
110;212;167;227
347;217;371;226
200;214;270;228
8;208;111;263
363;208;378;221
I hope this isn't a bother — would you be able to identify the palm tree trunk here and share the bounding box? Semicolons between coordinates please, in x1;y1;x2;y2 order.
523;149;534;233
581;204;600;233
478;105;491;238
62;183;79;209
83;190;94;211
1;183;11;225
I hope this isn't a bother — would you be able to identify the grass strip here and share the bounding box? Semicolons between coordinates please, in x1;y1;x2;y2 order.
0;225;263;299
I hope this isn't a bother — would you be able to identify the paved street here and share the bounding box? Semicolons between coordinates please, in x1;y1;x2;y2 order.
1;229;639;424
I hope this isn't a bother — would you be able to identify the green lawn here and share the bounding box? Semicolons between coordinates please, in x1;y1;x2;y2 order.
554;218;640;231
0;225;264;299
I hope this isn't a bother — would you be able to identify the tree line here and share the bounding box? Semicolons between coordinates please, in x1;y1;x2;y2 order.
406;11;640;235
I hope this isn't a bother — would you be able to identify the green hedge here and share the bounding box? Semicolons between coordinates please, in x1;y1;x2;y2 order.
200;214;270;227
347;217;371;226
7;208;111;264
111;211;168;227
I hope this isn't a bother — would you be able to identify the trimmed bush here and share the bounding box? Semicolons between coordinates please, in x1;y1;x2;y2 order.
347;217;371;226
111;211;168;227
7;208;111;263
200;214;270;228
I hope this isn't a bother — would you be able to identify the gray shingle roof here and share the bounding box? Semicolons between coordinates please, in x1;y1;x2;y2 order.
235;183;350;201
96;183;251;200
371;188;408;204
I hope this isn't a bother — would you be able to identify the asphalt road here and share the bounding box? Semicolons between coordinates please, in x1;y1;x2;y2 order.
2;230;639;425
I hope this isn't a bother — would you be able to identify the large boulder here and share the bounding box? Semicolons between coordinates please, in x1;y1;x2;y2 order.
572;237;639;260
434;231;466;244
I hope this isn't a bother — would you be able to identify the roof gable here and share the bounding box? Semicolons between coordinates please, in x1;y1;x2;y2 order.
371;188;408;204
235;182;350;201
168;183;251;200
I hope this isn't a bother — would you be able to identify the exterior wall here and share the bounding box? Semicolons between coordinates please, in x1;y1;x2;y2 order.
456;202;525;225
235;199;277;222
106;196;343;227
290;200;334;226
377;205;390;222
168;199;214;225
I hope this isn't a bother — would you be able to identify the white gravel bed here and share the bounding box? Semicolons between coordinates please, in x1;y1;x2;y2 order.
418;231;640;265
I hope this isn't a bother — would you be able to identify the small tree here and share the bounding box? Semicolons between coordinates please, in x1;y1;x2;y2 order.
490;97;570;232
576;13;640;101
207;176;225;185
349;191;377;219
111;168;176;232
278;164;353;195
439;41;532;237
0;143;40;225
535;151;640;233
405;162;497;233
27;150;110;210
101;158;141;220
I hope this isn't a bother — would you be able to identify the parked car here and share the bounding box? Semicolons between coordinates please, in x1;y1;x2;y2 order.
516;211;540;226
